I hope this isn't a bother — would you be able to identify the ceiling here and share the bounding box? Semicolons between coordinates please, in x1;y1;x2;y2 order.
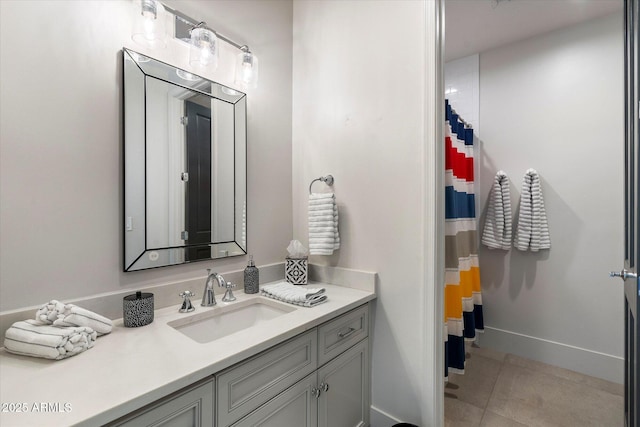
445;0;623;62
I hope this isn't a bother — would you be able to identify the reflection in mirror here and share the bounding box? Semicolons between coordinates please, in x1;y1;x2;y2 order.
123;48;247;271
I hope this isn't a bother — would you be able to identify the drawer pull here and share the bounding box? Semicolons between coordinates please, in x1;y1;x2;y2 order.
320;382;329;392
338;327;356;339
311;387;321;398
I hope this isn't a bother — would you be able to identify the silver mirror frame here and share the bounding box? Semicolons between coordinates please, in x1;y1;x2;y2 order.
123;48;247;272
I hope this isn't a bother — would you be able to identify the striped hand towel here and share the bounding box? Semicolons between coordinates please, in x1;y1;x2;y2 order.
3;319;97;360
514;169;551;251
36;300;113;336
261;281;327;307
482;171;512;250
309;193;340;255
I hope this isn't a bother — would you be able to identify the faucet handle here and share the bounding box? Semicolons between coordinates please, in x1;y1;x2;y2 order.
222;282;237;302
179;291;196;313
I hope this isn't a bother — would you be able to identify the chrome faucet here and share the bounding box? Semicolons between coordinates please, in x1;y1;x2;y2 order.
201;269;225;307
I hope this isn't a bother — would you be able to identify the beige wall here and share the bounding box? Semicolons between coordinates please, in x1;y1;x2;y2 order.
292;1;442;424
477;13;625;383
1;1;444;424
0;0;293;310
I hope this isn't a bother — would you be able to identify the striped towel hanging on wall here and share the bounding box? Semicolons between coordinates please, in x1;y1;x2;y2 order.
444;100;484;379
514;168;551;251
481;171;512;250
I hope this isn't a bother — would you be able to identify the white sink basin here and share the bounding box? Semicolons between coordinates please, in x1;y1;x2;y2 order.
168;298;296;343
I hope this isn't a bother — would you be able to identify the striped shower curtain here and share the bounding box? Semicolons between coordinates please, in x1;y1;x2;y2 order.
444;100;484;378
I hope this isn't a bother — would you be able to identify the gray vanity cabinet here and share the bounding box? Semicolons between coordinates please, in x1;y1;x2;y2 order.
229;304;370;427
107;303;370;427
231;339;369;427
108;377;215;427
216;329;319;426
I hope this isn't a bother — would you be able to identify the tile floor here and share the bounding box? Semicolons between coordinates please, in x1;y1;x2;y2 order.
444;345;624;426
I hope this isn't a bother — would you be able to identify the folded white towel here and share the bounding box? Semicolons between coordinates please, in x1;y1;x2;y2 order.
309;192;340;255
482;171;512;250
514;169;551;251
36;300;113;336
3;320;97;360
261;281;327;307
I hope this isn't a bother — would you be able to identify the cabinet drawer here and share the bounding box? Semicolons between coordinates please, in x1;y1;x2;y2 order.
217;329;318;427
108;377;214;427
318;304;369;366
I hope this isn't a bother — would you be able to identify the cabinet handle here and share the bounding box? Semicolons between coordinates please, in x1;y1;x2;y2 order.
338;327;356;339
320;382;329;392
311;387;321;398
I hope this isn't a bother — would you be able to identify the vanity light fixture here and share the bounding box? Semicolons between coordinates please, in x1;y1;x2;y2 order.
131;0;259;88
189;22;219;69
131;0;167;49
235;46;259;89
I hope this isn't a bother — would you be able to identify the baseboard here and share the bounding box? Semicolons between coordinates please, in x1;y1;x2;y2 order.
370;405;402;427
478;326;624;384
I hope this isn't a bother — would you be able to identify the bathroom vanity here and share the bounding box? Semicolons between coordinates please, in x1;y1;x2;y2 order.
0;282;374;427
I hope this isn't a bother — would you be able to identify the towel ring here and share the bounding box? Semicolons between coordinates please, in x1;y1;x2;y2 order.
309;175;334;194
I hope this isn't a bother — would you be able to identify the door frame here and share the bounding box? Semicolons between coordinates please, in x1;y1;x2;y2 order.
624;1;639;424
428;0;446;426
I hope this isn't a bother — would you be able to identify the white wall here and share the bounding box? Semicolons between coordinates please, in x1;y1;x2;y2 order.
444;54;480;134
477;13;625;382
0;0;293;310
292;1;441;425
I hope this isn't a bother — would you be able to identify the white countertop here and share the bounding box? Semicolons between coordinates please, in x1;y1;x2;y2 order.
0;283;375;426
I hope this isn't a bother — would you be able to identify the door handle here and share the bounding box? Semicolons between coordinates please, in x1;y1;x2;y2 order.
609;269;638;280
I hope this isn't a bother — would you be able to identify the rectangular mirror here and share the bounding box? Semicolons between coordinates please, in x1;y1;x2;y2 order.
123;48;247;271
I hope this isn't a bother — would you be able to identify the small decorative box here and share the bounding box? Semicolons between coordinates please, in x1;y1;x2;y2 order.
285;256;308;285
123;291;154;327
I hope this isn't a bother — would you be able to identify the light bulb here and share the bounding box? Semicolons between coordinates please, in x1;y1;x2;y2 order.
235;48;258;89
190;27;218;69
131;0;167;48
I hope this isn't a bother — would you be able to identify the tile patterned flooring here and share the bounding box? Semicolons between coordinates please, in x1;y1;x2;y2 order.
444;345;624;426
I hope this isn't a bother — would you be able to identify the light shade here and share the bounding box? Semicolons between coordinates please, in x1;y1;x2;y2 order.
235;47;259;89
131;0;167;49
190;27;218;69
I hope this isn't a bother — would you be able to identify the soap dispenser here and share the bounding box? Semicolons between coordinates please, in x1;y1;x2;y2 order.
244;255;259;294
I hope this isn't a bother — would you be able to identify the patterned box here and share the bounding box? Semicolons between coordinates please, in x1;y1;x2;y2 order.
285;256;308;285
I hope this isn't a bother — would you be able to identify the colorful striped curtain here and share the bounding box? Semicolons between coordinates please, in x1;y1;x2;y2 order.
444;100;484;378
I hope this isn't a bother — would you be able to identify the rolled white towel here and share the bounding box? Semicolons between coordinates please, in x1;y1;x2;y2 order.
4;319;96;360
36;300;113;336
261;282;327;307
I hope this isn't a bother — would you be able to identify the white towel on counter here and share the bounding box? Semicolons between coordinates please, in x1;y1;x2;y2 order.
309;193;340;255
261;281;327;307
36;300;113;336
482;171;512;250
514;169;551;251
3;319;97;360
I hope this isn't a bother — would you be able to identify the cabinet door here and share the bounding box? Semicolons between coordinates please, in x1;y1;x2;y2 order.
231;373;318;427
317;338;369;427
110;378;214;427
217;329;318;426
